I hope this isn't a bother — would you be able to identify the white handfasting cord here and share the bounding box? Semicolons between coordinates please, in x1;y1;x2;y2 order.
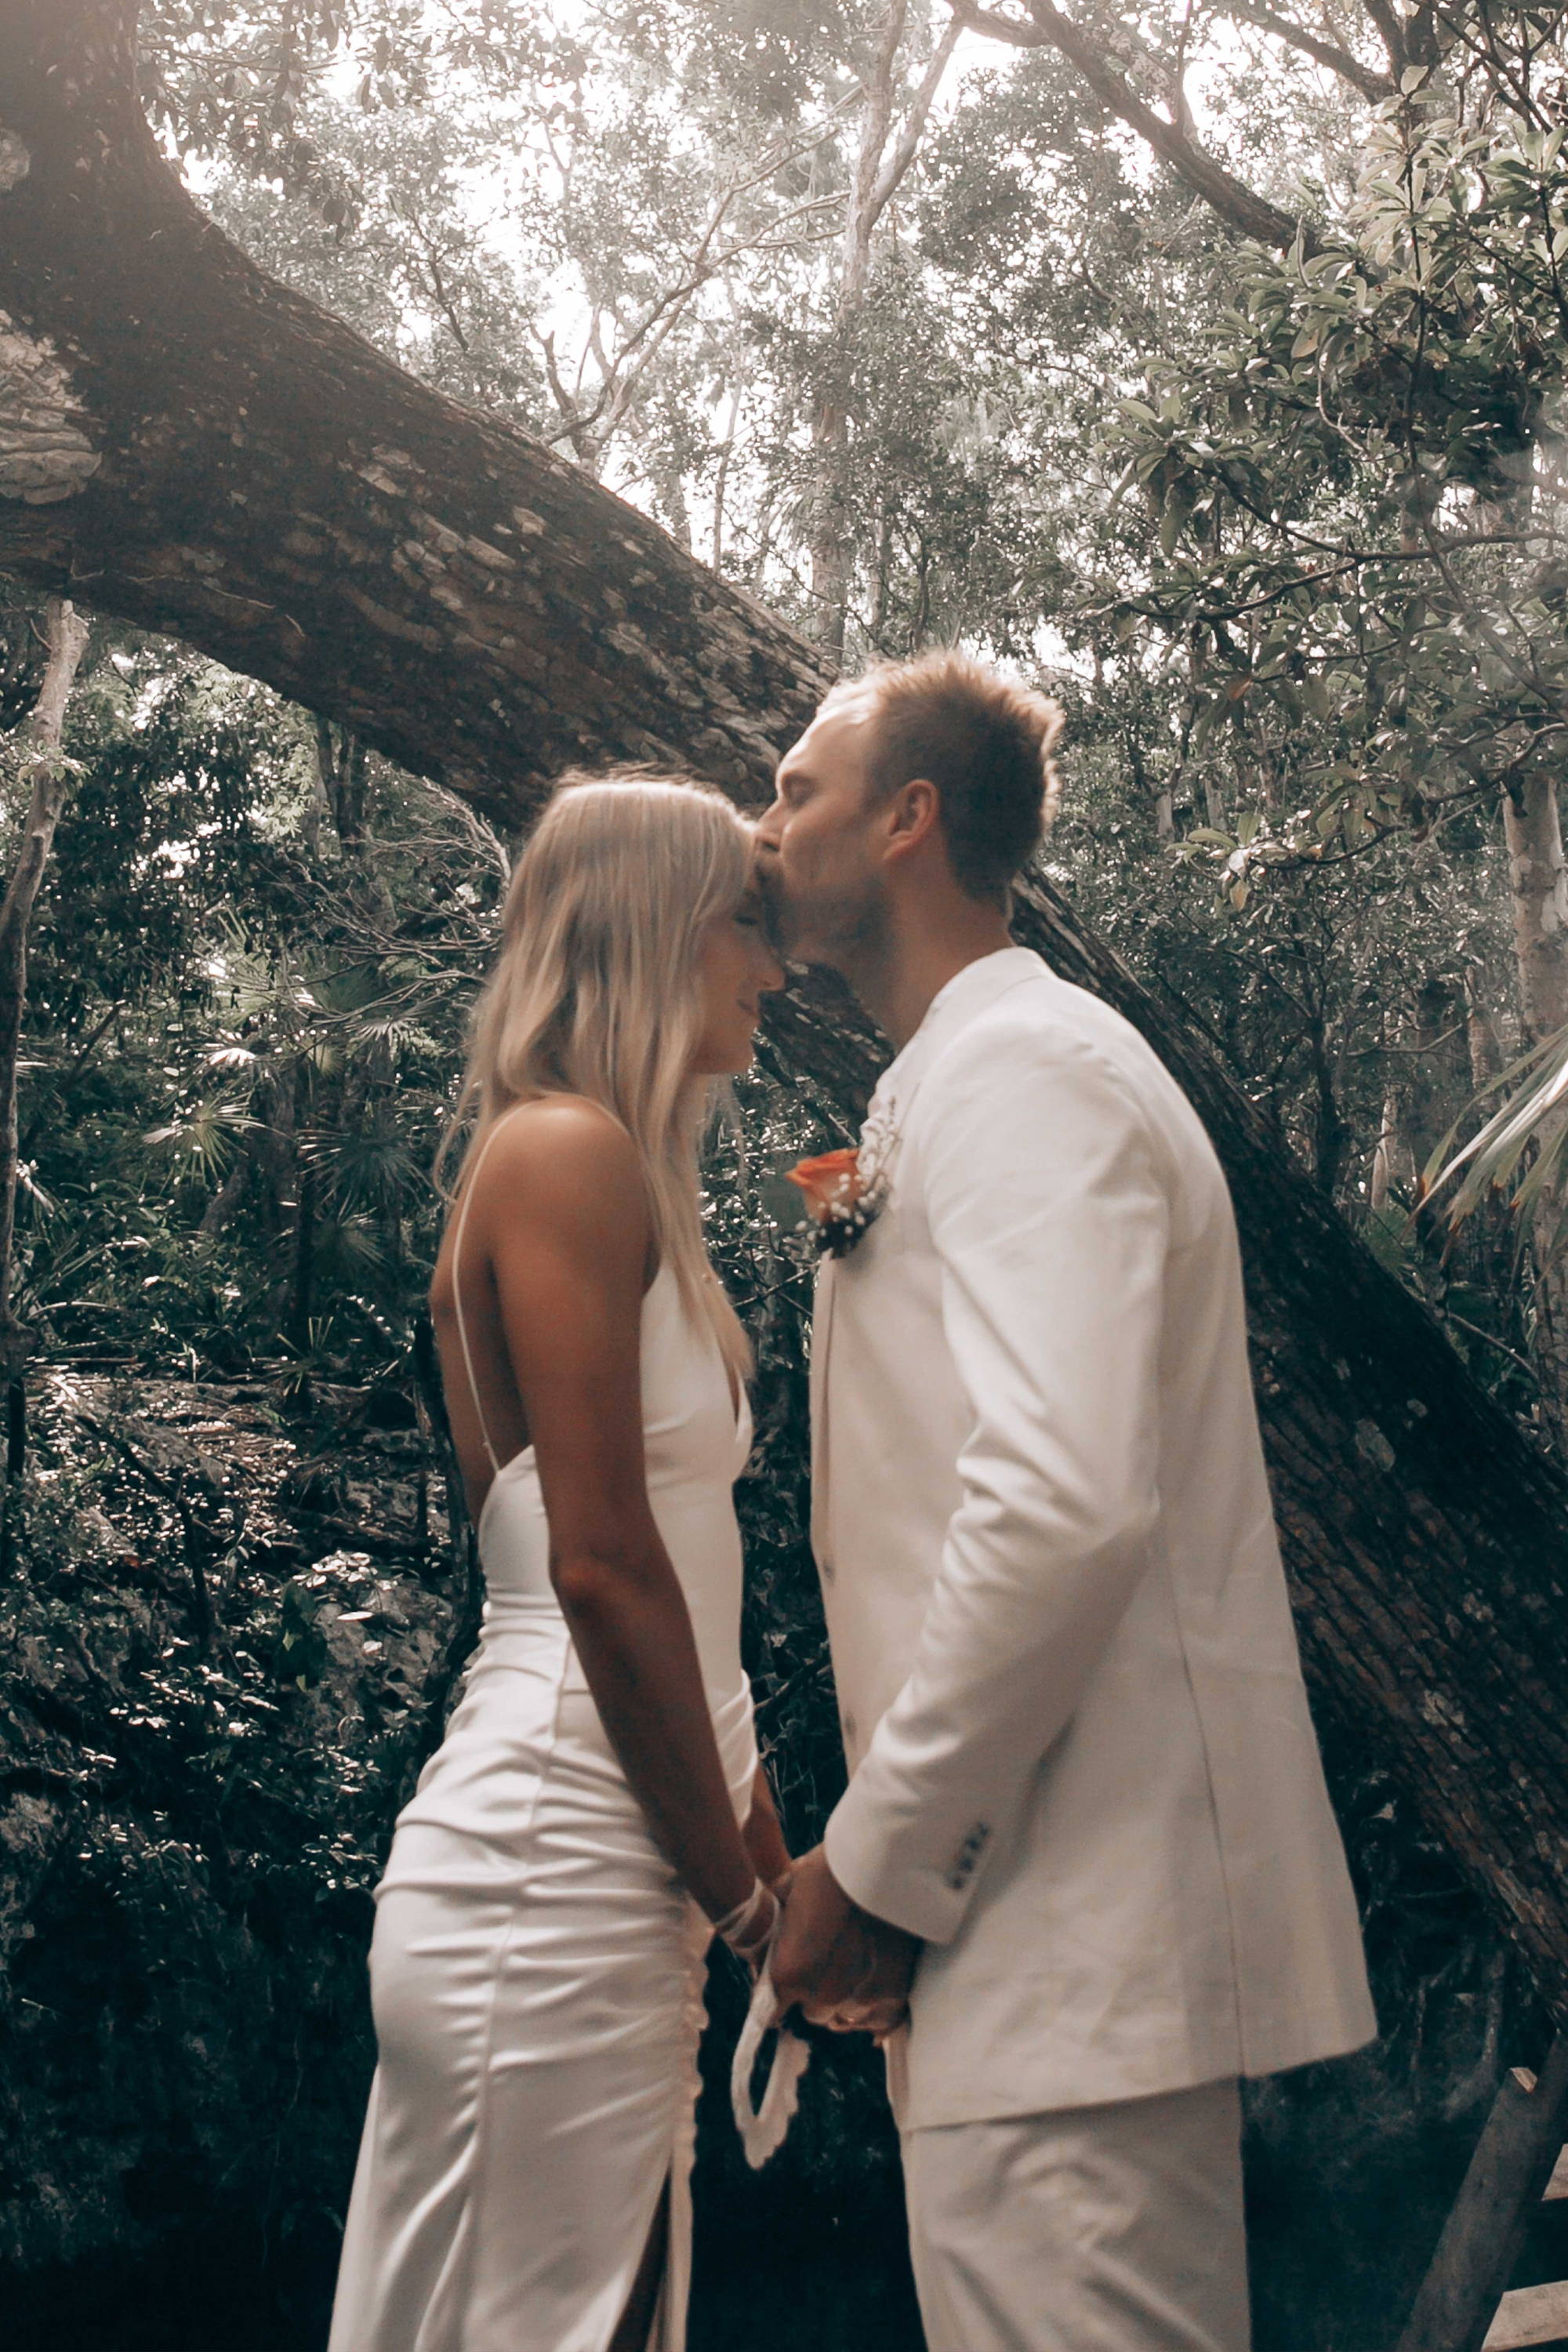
713;1881;811;2169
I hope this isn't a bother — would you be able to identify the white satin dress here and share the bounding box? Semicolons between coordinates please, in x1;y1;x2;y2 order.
328;1222;757;2352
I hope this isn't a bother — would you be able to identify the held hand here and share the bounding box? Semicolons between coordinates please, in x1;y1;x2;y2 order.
770;1846;918;2036
843;1918;919;2045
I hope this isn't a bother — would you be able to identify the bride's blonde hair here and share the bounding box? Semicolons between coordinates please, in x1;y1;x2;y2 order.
446;772;754;1383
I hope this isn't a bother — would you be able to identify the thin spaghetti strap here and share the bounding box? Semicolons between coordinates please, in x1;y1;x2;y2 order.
449;1109;528;1479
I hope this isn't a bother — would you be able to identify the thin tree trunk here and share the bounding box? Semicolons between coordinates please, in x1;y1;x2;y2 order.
808;2;960;657
808;7;900;657
298;719;327;859
314;716;394;924
1465;972;1503;1093
1503;776;1568;1039
1370;1083;1412;1214
0;593;87;1573
710;383;740;575
286;1159;316;1355
314;718;368;853
0;596;48;726
0;595;89;1365
1502;774;1568;1449
197;1156;248;1239
1406;981;1472;1175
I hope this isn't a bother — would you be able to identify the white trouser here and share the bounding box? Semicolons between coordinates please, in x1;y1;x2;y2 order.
902;2075;1250;2352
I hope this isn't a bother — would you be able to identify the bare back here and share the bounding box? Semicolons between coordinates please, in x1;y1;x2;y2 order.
429;1098;655;1530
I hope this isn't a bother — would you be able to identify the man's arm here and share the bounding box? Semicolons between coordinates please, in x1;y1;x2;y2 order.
822;1022;1173;1944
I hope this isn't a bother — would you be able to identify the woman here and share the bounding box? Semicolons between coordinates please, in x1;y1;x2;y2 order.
328;775;790;2352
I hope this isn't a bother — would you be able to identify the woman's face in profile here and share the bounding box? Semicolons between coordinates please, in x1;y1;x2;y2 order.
689;887;785;1076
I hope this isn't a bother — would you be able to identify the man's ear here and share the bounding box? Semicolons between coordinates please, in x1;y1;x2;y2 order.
884;778;941;862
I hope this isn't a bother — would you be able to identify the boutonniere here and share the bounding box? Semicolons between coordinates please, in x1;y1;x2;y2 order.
786;1100;900;1259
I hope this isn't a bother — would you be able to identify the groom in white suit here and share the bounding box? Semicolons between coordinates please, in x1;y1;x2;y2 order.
757;651;1375;2352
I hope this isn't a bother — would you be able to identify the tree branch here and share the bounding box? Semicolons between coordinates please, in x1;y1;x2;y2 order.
1361;0;1413;74
1218;0;1396;100
953;0;1319;253
866;6;967;234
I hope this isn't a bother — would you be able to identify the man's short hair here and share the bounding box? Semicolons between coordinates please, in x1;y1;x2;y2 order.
833;650;1064;906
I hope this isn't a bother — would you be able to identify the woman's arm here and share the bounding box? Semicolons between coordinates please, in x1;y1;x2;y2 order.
743;1764;792;1888
475;1100;757;1929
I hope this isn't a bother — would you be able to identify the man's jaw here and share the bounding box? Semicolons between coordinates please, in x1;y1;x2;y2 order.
755;869;812;964
756;866;878;984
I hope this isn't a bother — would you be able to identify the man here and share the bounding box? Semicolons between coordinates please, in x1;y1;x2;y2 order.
756;651;1374;2352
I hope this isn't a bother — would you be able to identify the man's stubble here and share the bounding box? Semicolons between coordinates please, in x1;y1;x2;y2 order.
759;857;894;999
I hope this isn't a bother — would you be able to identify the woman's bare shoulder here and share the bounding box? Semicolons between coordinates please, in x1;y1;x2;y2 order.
471;1096;647;1241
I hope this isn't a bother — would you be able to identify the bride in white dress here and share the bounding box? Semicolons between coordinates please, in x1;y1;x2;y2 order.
327;775;792;2352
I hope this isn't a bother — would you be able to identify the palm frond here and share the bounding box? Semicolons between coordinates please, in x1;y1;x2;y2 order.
303;1123;424;1214
310;1213;389;1279
145;1099;258;1180
1423;1022;1568;1227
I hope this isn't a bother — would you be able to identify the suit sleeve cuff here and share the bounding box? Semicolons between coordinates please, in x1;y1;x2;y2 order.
823;1782;975;1946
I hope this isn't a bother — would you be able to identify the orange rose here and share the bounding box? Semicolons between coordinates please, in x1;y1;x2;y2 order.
786;1148;863;1225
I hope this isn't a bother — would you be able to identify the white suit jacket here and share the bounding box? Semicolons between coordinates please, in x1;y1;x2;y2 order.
811;948;1375;2129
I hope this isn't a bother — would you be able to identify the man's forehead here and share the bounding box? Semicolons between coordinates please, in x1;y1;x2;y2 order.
782;688;879;774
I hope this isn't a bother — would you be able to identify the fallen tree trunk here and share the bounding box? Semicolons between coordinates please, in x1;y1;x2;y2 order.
3;0;1568;2016
0;4;826;823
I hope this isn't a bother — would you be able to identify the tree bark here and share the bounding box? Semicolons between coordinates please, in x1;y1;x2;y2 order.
7;1;1568;2015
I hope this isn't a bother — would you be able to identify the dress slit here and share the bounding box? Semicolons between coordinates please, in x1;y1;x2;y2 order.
608;2170;671;2352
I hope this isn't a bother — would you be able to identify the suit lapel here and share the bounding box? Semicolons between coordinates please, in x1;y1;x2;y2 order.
807;948;1043;1572
808;1254;837;1566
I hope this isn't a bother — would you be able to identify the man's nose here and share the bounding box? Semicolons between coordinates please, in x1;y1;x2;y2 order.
753;798;785;854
